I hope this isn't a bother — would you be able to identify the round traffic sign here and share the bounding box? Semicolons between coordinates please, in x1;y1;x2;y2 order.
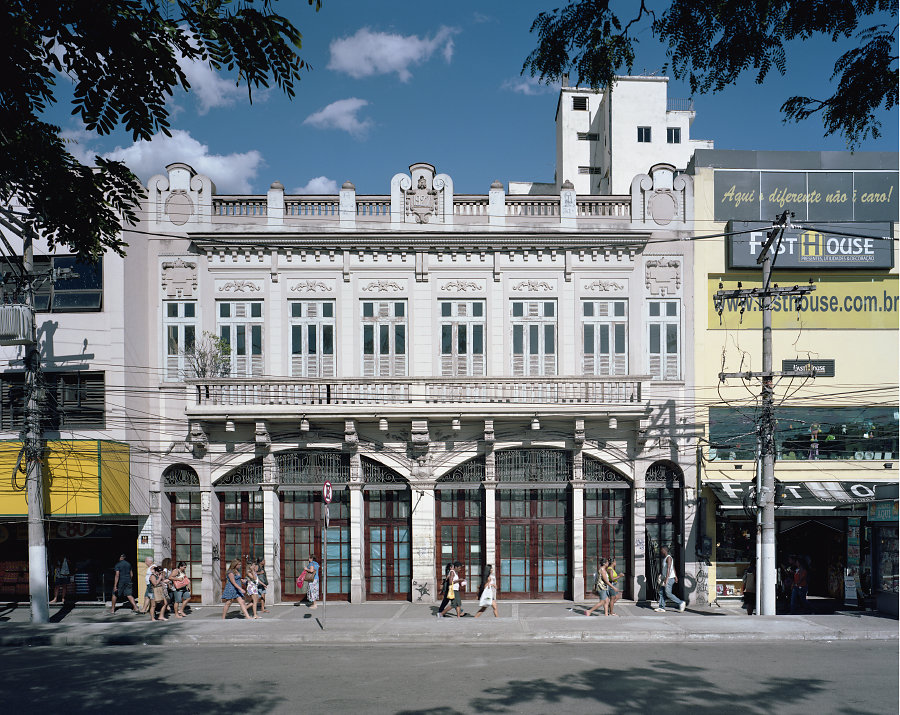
323;480;333;504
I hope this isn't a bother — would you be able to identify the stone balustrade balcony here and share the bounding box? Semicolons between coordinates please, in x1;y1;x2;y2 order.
183;376;649;419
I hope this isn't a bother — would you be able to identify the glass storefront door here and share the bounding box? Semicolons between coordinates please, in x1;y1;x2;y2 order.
436;488;484;594
584;487;630;598
365;489;411;600
219;491;264;584
169;492;202;596
282;489;351;601
497;488;569;598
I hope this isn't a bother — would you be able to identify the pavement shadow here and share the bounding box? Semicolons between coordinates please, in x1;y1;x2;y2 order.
2;647;286;712
48;603;77;623
465;659;828;714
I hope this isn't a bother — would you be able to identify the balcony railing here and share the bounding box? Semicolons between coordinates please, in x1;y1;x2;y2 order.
186;376;645;409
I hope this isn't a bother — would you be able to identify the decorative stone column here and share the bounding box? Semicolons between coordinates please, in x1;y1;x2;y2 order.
483;422;497;569
202;489;221;604
632;459;648;602
410;479;437;603
571;429;585;598
348;480;364;602
261;479;281;603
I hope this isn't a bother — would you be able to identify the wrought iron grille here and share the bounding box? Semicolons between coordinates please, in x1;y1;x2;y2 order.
278;451;349;484
583;456;627;484
217;460;265;486
646;462;683;486
362;458;406;484
495;449;571;482
436;457;485;484
163;465;200;487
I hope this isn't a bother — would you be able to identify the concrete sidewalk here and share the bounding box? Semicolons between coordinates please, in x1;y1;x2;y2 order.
0;599;896;647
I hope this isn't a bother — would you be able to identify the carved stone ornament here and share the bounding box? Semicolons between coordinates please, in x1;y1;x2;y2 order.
406;174;439;223
165;190;194;226
220;280;262;293
511;280;554;292
290;279;331;293
161;258;198;298
645;258;681;296
583;279;624;293
440;280;483;293
361;280;403;293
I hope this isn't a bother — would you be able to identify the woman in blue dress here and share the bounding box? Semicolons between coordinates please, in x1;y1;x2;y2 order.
221;558;251;619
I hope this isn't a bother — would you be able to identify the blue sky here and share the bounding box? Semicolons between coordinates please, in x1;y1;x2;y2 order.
50;1;899;195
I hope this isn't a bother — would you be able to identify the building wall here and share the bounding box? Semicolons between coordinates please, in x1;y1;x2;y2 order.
689;151;899;605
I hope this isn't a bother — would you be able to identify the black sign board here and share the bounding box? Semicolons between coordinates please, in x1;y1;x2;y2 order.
782;359;835;377
714;170;898;222
708;480;894;508
727;222;893;270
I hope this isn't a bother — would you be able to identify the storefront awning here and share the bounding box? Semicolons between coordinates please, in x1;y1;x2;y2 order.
0;440;130;516
705;479;896;510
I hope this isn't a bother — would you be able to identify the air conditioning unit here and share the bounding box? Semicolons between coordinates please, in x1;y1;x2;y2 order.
0;304;34;345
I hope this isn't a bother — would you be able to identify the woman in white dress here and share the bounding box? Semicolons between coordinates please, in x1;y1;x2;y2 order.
474;564;499;617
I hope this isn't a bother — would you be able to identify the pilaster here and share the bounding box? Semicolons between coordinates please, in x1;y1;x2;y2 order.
261;479;281;603
410;481;437;603
571;446;585;598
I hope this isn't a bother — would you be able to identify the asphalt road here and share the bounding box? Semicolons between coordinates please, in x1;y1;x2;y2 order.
5;642;896;714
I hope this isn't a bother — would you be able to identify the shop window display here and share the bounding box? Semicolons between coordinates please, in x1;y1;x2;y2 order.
715;518;753;598
875;527;898;595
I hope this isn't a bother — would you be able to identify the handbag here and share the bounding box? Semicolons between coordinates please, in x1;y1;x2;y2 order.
152;585;166;601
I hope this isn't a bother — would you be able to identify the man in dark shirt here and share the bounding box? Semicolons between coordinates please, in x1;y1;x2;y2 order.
110;554;138;614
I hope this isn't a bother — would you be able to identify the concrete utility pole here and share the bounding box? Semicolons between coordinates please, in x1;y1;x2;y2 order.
714;211;815;615
23;227;49;623
1;207;50;623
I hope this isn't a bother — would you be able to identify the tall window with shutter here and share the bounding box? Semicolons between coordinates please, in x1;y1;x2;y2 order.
510;300;556;376
217;301;264;377
439;300;485;376
361;301;407;377
647;300;680;380
582;300;627;375
163;301;197;381
290;301;335;377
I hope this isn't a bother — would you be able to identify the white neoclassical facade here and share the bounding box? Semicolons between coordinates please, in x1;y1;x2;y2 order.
126;157;704;606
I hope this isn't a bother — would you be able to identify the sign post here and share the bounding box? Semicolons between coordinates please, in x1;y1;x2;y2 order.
322;481;332;629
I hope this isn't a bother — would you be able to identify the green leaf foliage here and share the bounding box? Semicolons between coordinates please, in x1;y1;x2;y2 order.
1;0;322;259
523;0;898;148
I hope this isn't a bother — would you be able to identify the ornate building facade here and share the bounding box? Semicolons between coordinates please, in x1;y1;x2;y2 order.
126;156;702;605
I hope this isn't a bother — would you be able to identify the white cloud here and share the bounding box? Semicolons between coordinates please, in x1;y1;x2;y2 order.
303;98;373;139
178;55;245;115
502;76;560;96
292;177;339;195
59;127;99;165
104;130;263;193
327;27;458;82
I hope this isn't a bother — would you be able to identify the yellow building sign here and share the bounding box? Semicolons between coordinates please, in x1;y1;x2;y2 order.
708;273;898;329
0;440;130;516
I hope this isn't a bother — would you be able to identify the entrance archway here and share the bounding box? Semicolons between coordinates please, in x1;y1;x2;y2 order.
645;461;684;599
583;456;631;598
436;458;485;594
164;465;202;596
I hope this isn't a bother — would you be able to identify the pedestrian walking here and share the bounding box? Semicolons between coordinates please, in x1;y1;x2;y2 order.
742;563;756;615
49;556;70;604
654;546;686;613
245;559;261;618
586;558;611;616
436;562;453;616
170;561;192;617
148;564;169;621
606;557;623;616
439;561;465;617
140;556;154;613
160;557;174;611
255;558;270;612
474;564;498;618
790;556;809;614
110;554;138;614
221;558;251;619
304;555;320;609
